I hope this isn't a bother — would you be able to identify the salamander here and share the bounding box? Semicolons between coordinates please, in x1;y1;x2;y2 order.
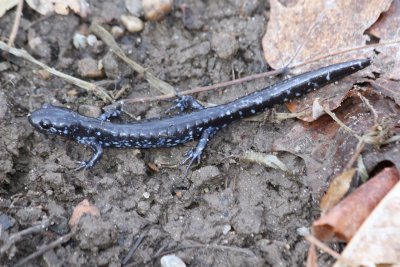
28;58;371;173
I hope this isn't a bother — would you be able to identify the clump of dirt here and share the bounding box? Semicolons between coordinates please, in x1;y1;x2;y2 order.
0;0;321;266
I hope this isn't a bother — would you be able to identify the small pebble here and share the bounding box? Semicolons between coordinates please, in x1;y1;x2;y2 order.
143;0;173;21
137;201;150;215
222;224;231;235
211;32;239;59
111;26;125;39
78;105;102;118
296;227;310;236
77;57;104;78
143;192;150;199
125;0;143;16
86;34;98;46
121;15;144;33
160;255;186;267
73;33;87;49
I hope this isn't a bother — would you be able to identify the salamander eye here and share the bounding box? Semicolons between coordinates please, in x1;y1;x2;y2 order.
40;119;52;129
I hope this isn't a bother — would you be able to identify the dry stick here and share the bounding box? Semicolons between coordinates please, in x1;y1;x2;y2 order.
305;235;358;267
290;39;400;70
90;23;176;96
0;41;113;103
7;0;24;46
14;231;75;267
121;234;146;265
0;219;51;255
106;68;285;108
108;40;400;108
369;79;400;98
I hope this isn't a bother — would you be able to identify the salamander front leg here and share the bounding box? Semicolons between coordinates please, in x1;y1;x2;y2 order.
166;95;204;114
99;105;122;121
180;127;218;176
75;142;103;171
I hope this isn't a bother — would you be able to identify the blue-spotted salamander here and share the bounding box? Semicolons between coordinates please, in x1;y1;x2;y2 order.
28;58;371;173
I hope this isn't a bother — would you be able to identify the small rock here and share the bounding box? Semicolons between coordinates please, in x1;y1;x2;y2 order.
77;57;104;78
125;0;143;16
121;15;144;33
181;4;204;30
241;0;260;16
75;216;117;250
15;207;43;227
78;105;102;118
143;192;150;199
86;34;98;46
296;226;310;236
137;201;150;215
111;26;125;39
211;32;239;59
222;224;231;235
0;213;14;230
143;0;173;21
160;254;186;267
0;62;11;72
73;32;87;49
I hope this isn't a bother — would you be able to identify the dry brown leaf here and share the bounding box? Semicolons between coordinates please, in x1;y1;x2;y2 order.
334;167;400;267
262;0;386;122
313;167;399;242
68;199;100;227
0;0;18;17
368;0;400;41
262;0;391;69
26;0;90;17
370;78;400;105
319;168;356;214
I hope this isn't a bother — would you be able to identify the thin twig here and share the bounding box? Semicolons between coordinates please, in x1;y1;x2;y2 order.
122;234;146;265
0;219;51;255
108;40;400;108
305;235;358;267
358;92;379;123
319;100;360;138
90;23;176;96
8;0;24;46
0;41;113;102
290;39;400;70
105;68;285;108
14;231;75;267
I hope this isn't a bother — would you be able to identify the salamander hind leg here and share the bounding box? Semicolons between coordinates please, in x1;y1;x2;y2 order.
166;95;204;114
75;142;103;171
180;127;218;176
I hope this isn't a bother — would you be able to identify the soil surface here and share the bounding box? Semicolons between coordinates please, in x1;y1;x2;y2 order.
0;1;332;266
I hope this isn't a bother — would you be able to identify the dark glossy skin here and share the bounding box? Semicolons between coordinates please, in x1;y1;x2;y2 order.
28;58;371;171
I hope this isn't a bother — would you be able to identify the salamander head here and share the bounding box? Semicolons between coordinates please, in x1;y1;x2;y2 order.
28;103;81;137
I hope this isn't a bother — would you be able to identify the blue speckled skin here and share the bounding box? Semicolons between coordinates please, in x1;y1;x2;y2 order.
28;58;371;171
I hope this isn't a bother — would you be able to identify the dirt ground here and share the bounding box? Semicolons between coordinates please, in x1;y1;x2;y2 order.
0;0;366;266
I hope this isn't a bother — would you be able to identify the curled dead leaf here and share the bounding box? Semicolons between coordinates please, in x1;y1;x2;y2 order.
313;166;399;242
334;167;400;266
320;168;356;214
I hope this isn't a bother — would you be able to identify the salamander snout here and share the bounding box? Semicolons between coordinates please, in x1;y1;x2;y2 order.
28;104;75;136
